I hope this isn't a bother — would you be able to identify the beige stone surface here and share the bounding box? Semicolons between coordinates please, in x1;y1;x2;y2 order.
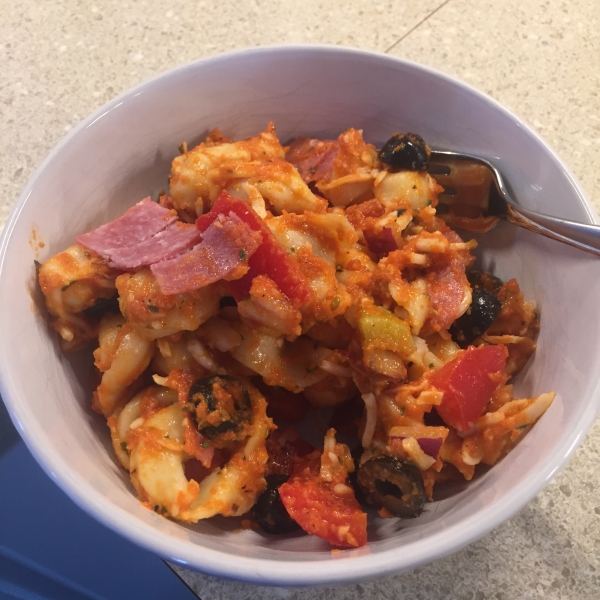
389;0;600;214
2;0;599;598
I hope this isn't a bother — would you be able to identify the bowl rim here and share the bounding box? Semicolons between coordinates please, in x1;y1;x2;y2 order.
1;43;599;586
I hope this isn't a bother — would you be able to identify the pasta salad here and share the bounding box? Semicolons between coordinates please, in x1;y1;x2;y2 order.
37;123;553;548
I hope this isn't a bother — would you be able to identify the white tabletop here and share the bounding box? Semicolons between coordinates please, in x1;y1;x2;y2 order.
2;1;599;598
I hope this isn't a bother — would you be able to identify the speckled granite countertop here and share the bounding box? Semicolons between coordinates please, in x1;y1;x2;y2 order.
2;1;599;598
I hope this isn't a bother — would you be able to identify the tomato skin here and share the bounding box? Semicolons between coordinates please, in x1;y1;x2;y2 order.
196;191;313;307
279;452;367;548
429;345;508;432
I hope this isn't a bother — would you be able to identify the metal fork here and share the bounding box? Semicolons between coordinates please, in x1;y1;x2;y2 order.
428;150;600;256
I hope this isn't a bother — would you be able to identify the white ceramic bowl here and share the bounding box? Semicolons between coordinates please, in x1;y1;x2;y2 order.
1;46;599;586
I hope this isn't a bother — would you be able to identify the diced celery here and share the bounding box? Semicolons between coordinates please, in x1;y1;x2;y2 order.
358;306;415;359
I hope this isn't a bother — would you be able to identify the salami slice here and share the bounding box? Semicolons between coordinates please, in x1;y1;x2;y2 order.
285;137;339;184
151;212;261;295
76;198;177;258
107;222;202;270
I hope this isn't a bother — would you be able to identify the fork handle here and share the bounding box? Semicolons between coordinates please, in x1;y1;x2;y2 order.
505;204;600;256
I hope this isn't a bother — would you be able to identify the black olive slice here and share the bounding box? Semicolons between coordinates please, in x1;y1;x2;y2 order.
188;375;251;440
467;270;503;295
450;287;502;347
356;456;426;518
82;295;120;321
253;474;300;534
379;133;430;171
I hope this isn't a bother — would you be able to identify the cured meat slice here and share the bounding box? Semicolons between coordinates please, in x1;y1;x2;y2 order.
285;137;339;184
107;222;202;270
76;198;177;258
196;191;313;307
151;212;261;295
426;231;473;332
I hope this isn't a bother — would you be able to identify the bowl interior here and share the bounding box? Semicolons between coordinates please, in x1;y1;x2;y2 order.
1;46;599;586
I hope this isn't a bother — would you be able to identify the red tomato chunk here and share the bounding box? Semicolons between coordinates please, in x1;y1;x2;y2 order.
196;191;313;307
429;345;508;432
279;452;367;548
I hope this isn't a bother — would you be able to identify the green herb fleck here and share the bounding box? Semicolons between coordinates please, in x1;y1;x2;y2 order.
61;281;75;292
309;166;317;174
164;434;170;439
330;296;341;311
240;295;250;302
239;249;246;262
34;260;42;269
396;209;406;216
427;200;432;206
517;424;528;431
290;246;296;253
201;441;211;448
147;302;159;313
306;365;318;374
178;142;188;155
429;363;434;368
120;442;127;451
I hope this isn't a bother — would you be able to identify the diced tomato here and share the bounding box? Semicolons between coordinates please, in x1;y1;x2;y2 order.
196;191;313;307
279;451;367;548
265;427;314;477
429;345;508;432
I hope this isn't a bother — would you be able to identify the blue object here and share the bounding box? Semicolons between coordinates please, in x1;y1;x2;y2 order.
0;419;199;600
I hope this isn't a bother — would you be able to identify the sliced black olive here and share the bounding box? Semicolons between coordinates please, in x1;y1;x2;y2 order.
82;295;120;321
188;375;251;440
253;474;300;534
467;270;503;295
379;133;430;171
219;296;237;309
356;456;426;518
450;287;502;347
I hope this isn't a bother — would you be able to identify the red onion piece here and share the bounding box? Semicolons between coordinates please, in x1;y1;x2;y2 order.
414;436;444;459
389;434;445;459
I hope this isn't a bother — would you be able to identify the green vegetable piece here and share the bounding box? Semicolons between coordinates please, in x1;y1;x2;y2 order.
357;306;415;359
